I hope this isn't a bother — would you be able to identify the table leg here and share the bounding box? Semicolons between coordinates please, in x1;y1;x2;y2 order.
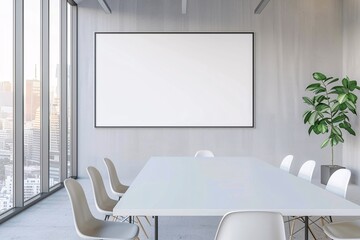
155;216;158;240
304;216;309;240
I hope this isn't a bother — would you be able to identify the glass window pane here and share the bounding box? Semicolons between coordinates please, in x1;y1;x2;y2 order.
49;0;61;187
0;0;14;213
67;3;72;177
24;0;41;201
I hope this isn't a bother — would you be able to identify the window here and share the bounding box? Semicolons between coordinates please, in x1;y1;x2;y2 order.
66;2;77;178
67;2;72;177
49;0;61;187
0;0;77;220
0;0;14;214
24;0;41;201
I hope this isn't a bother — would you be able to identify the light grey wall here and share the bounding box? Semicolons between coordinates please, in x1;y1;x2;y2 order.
77;0;343;181
342;0;360;184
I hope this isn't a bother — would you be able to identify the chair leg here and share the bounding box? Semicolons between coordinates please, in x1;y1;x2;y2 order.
136;216;149;239
144;216;152;226
289;218;296;240
287;216;291;235
121;216;130;222
308;225;317;240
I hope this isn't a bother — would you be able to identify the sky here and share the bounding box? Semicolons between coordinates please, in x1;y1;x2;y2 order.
0;0;60;90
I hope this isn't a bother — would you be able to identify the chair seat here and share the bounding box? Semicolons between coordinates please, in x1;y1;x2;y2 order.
80;219;139;240
114;184;129;195
64;179;139;240
99;198;118;213
323;220;360;240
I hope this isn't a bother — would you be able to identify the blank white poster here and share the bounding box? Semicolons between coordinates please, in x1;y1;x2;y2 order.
95;33;254;127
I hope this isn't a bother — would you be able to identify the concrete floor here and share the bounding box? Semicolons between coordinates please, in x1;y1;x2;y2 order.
0;179;221;240
0;179;358;240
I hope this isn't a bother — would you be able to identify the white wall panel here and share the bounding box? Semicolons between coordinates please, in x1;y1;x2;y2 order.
77;0;343;181
342;0;360;184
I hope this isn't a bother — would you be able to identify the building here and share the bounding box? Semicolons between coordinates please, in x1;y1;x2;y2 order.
25;80;40;122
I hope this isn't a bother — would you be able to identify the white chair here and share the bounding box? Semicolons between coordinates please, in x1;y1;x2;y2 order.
103;158;152;230
194;150;215;157
297;160;316;182
320;168;352;225
323;219;360;240
87;166;149;238
289;160;316;238
280;155;293;172
292;169;352;239
103;158;129;200
64;178;139;240
87;166;119;221
326;169;351;198
214;211;286;240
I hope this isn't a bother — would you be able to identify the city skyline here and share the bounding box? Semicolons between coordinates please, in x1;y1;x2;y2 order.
0;78;61;212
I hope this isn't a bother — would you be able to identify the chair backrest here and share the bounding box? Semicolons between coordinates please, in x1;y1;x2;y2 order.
103;158;126;194
215;211;286;240
64;178;99;238
87;166;114;213
297;160;316;182
326;169;351;198
280;155;293;172
195;150;215;157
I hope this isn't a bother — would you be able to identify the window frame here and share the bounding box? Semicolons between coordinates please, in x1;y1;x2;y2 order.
0;0;77;223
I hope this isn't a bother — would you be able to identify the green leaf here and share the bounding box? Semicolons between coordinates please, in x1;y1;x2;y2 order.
339;103;347;111
332;115;346;123
303;110;310;117
350;108;357;115
345;126;356;136
303;111;312;124
321;138;330;148
342;78;349;88
313;125;321;134
331;102;340;112
308;111;318;125
349;80;358;91
331;86;347;94
345;100;356;111
315;103;330;112
316;95;326;103
319;124;328;133
302;97;313;106
327;78;339;85
348;93;358;103
319;118;330;124
343;121;351;128
331;137;339;146
313;72;327;81
338;94;348;103
334;134;344;143
306;83;321;91
314;88;326;94
332;126;342;136
308;126;314;135
324;77;333;82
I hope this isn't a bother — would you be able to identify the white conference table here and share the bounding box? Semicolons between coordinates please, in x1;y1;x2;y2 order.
113;157;360;240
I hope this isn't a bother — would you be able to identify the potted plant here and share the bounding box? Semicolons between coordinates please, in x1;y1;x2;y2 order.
303;72;359;184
